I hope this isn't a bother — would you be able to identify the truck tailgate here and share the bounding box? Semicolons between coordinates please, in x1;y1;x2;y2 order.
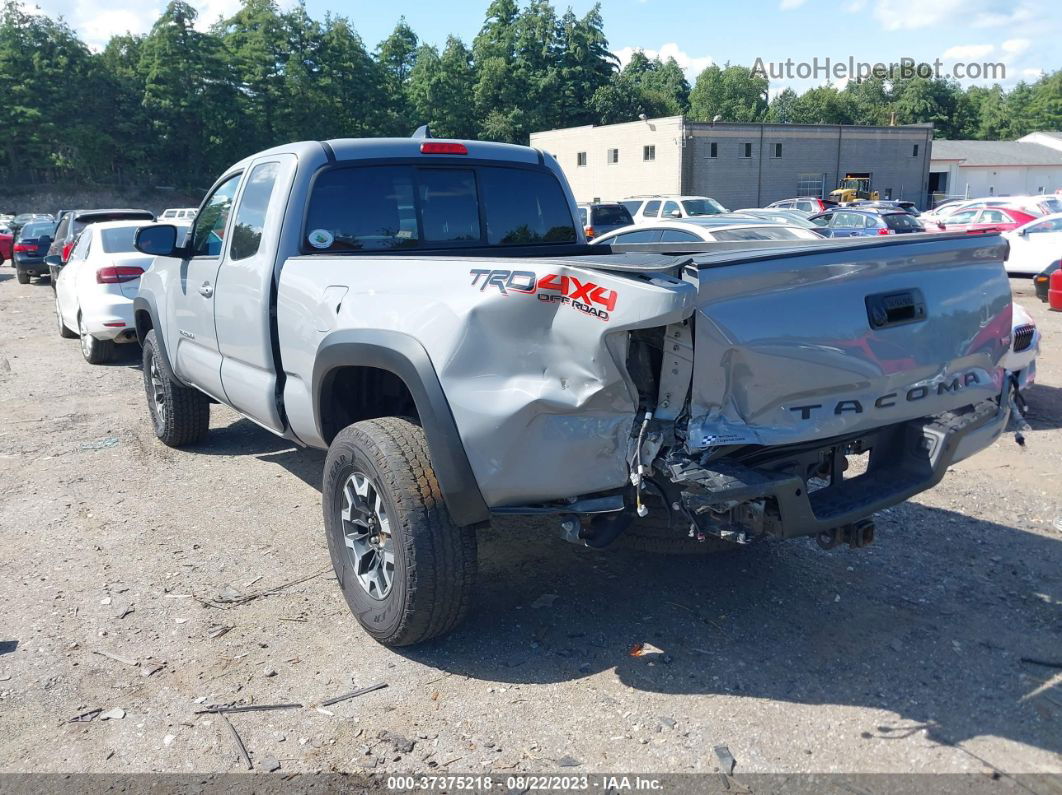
687;234;1012;450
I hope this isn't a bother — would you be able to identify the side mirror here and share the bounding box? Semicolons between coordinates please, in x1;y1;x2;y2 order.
135;224;181;257
44;255;62;267
669;210;681;218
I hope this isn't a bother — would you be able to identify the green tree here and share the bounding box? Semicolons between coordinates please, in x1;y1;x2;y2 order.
215;0;289;150
139;1;239;182
787;85;852;124
472;0;523;141
765;87;798;123
0;1;95;181
375;18;418;132
590;51;687;124
407;37;477;138
554;5;615;127
688;64;768;122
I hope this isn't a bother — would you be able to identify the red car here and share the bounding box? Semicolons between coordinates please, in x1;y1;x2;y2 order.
0;232;11;265
940;206;1037;234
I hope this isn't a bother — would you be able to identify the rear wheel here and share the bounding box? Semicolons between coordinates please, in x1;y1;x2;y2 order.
79;312;115;364
142;329;210;446
16;269;29;284
56;296;76;338
324;417;477;646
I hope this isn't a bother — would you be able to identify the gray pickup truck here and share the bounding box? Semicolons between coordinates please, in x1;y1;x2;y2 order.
132;134;1015;646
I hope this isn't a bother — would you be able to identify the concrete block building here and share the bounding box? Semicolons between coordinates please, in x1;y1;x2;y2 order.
530;116;934;209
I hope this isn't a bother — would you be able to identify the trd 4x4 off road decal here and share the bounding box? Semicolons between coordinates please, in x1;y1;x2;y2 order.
469;269;618;321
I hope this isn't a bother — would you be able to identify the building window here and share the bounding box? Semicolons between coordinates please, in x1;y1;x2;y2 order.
741;142;752;158
576;151;587;167
643;145;655;162
607;148;619;165
913;144;919;157
771;143;782;158
709;142;718;158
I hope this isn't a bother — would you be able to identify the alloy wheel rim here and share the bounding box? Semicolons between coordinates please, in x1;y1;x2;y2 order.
149;358;166;425
340;472;395;600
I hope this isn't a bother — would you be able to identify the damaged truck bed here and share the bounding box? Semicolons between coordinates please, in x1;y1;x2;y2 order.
484;233;1012;548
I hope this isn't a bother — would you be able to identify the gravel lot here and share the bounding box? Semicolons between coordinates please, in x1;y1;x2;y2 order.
0;268;1059;778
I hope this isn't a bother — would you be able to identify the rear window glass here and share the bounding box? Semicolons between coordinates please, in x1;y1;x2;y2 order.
100;226;142;253
883;213;922;230
620;200;641;216
712;227;805;241
20;222;53;239
305;165;575;252
591;205;632;226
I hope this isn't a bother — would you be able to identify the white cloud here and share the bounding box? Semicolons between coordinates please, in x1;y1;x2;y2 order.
779;0;807;9
870;0;964;31
1022;67;1045;79
65;4;161;49
842;0;867;12
1001;38;1031;55
941;44;995;60
614;44;715;79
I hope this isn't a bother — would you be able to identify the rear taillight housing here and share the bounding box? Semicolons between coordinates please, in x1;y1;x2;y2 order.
13;243;33;252
62;241;74;261
584;225;595;239
97;265;144;284
876;227;893;235
420;142;468;155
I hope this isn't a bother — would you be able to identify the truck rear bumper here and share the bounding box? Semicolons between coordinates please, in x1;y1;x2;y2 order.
668;389;1010;540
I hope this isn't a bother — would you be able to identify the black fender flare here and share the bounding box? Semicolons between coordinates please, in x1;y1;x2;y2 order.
312;329;490;527
133;295;185;386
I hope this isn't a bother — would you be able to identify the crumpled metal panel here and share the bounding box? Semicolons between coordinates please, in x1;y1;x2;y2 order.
687;239;1012;450
278;254;694;507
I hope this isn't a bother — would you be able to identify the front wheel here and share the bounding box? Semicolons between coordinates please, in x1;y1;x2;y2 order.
142;329;210;446
324;417;477;647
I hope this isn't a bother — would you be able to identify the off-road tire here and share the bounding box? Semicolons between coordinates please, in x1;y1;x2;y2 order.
142;329;210;446
16;269;29;284
56;296;77;338
618;509;740;555
79;313;115;365
324;417;477;647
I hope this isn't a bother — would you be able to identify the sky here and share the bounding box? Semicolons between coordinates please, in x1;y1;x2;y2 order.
30;0;1061;94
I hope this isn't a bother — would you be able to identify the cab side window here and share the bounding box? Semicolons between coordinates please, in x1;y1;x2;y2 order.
642;200;661;217
230;162;280;261
191;174;242;257
661;201;680;218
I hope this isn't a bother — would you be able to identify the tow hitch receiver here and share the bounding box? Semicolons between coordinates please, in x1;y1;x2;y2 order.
816;519;876;550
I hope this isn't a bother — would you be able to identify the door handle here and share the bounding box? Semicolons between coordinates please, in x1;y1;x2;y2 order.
199;281;213;298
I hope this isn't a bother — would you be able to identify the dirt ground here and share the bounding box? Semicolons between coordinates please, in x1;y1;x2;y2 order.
0;267;1059;780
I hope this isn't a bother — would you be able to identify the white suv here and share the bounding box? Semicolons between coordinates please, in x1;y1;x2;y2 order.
621;195;729;225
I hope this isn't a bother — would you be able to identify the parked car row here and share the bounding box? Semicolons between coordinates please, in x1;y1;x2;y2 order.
3;203;202;364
